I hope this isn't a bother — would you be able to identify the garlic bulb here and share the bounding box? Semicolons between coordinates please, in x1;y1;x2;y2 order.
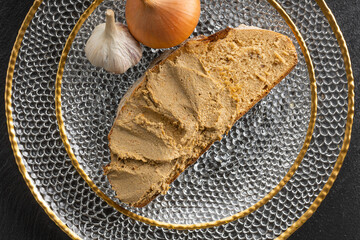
85;9;142;74
125;0;201;49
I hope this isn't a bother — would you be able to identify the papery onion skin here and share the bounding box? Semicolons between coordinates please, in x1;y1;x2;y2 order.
126;0;201;49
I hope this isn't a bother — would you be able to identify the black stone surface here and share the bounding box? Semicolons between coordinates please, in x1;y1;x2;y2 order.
0;0;358;239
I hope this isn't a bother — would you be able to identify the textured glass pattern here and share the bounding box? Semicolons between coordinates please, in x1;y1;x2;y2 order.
9;0;348;239
61;0;310;224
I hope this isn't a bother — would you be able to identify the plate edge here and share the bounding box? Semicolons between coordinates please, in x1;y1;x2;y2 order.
276;0;355;239
4;0;81;239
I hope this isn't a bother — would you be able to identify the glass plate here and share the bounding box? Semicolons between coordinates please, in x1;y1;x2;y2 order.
6;0;354;239
58;0;316;227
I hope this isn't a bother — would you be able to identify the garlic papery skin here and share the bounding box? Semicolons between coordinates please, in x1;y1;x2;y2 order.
85;9;142;74
125;0;201;49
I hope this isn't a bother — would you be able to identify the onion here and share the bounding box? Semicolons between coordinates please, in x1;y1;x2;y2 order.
126;0;201;49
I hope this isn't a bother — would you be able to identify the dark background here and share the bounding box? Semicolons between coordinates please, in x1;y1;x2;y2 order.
0;0;358;239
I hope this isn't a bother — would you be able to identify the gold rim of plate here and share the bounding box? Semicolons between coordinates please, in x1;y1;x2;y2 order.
4;0;354;239
56;0;317;230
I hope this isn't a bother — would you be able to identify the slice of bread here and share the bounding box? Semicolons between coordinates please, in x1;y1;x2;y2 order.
105;25;298;207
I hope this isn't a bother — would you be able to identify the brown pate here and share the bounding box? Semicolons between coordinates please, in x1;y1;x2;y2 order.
105;25;298;207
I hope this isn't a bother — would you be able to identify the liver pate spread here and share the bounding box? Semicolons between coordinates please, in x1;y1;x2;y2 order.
105;26;298;207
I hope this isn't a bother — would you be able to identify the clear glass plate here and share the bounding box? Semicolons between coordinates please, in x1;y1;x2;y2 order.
6;0;353;239
59;0;314;226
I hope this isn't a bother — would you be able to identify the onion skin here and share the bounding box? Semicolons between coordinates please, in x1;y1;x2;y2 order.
126;0;201;49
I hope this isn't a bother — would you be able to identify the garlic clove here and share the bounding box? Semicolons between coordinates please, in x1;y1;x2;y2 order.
85;9;142;74
126;0;201;49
